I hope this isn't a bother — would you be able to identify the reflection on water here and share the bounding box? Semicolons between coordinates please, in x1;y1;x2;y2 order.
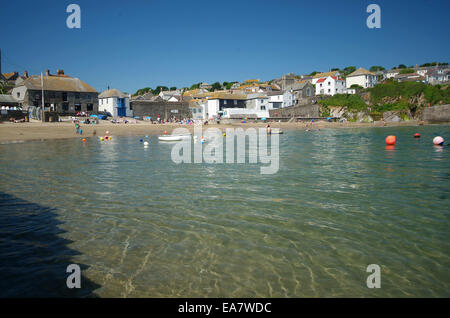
0;125;449;297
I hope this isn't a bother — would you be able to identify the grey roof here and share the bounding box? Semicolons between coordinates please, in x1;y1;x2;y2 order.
0;94;19;103
19;75;97;93
99;88;127;99
266;91;284;96
286;82;310;91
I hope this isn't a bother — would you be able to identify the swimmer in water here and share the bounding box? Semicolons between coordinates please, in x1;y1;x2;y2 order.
266;124;271;134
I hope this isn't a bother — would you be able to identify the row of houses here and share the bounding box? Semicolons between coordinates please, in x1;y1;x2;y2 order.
381;65;450;84
1;63;449;121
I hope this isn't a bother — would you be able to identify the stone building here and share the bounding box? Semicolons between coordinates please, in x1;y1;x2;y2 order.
11;69;98;114
131;99;191;120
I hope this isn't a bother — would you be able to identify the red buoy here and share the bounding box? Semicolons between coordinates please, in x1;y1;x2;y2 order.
414;133;420;138
164;131;168;135
385;135;396;145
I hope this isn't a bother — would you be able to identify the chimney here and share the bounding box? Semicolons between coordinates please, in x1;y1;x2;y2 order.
24;70;29;78
45;69;50;76
57;69;64;76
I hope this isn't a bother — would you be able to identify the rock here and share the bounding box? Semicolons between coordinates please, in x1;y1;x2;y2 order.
329;106;347;118
383;111;401;122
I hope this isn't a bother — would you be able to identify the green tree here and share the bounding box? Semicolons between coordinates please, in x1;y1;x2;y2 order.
225;82;237;90
343;66;356;76
190;83;201;90
370;66;385;72
134;87;151;96
399;68;415;74
170;86;177;91
420;62;448;67
153;86;168;95
397;64;407;69
209;82;222;91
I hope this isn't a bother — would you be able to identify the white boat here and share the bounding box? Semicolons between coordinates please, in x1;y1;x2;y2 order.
271;129;283;134
158;134;191;141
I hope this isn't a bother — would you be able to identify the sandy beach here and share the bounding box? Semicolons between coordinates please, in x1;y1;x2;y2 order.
0;119;446;143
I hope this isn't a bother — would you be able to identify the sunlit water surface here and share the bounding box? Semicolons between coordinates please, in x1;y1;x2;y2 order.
0;125;449;297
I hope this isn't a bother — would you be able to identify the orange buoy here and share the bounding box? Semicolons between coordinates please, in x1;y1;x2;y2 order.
385;135;396;145
82;138;86;142
164;130;168;135
414;133;420;138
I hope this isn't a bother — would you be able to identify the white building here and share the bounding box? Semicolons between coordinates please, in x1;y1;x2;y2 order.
282;90;297;107
98;88;132;117
312;71;341;85
267;92;283;109
315;76;346;96
201;92;269;119
384;69;400;79
346;68;377;88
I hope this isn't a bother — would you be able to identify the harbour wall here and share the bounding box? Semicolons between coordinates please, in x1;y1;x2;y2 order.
421;104;450;122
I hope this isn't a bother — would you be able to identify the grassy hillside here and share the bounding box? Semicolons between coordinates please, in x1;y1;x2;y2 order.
318;81;450;117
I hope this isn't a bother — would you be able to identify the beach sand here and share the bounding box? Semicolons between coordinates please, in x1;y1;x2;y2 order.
0;119;443;143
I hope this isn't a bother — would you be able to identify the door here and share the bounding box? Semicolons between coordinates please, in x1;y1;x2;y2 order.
117;98;126;117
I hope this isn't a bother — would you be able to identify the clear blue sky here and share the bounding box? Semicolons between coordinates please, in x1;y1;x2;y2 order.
1;0;449;94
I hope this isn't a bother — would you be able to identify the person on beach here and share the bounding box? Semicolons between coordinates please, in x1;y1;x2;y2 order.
75;123;80;134
266;124;271;135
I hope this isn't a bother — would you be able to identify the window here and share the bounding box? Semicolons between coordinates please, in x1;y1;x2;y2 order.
328;89;331;93
75;104;81;111
129;103;133;110
17;92;20;98
87;104;93;111
34;92;41;100
261;106;266;110
62;103;69;111
306;88;311;96
320;83;322;87
75;93;80;99
62;92;68;101
49;92;55;98
233;100;237;105
224;100;227;105
328;82;331;86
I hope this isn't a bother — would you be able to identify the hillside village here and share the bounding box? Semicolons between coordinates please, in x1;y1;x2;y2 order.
1;53;449;124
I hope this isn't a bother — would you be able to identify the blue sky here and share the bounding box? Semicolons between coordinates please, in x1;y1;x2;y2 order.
1;0;449;94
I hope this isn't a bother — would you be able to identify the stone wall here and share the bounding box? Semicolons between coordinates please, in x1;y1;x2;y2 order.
421;104;450;122
131;100;191;120
269;103;319;118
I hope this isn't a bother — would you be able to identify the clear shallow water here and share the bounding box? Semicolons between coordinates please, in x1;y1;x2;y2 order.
0;125;449;297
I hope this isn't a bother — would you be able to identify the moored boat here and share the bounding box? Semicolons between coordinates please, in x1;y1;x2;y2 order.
158;134;191;141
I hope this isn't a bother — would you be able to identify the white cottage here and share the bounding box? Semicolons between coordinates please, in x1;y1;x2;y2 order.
315;76;346;96
98;88;132;117
346;68;377;89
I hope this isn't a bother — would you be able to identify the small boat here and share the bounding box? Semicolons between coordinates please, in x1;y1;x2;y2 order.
271;129;283;134
158;134;191;141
